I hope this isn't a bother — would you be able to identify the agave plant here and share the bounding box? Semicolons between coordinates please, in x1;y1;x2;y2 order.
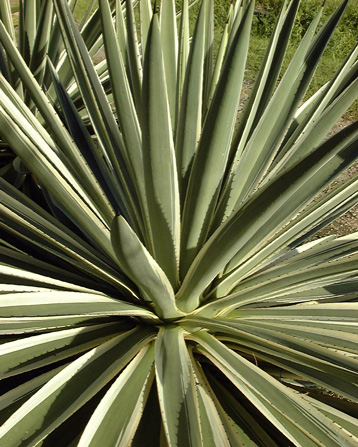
0;0;358;445
0;0;117;190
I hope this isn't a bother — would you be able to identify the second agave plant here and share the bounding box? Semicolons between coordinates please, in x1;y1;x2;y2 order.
0;0;358;446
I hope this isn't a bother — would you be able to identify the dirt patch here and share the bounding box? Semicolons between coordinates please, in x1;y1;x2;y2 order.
312;119;358;237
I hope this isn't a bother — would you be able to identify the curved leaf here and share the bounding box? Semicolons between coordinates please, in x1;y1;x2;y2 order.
179;0;254;279
111;216;181;320
155;326;202;447
0;327;155;447
142;11;181;287
78;344;155;447
193;331;358;447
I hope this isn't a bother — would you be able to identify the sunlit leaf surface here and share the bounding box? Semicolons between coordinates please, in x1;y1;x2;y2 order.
0;0;357;446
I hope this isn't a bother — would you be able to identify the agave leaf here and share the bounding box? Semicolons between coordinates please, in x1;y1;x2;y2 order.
227;303;358;342
215;162;358;290
111;216;181;320
27;1;53;90
0;57;115;232
78;344;155;447
155;326;202;447
215;121;358;293
0;0;15;41
176;0;189;122
0;21;109;196
208;376;281;447
0;291;156;320
232;0;241;21
98;0;146;230
125;0;142;118
268;74;358;179
188;348;238;447
45;0;107;97
176;117;358;310
53;0;143;230
206;229;358;309
80;0;119;69
193;331;358;446
273;43;358;168
52;0;114;126
0;179;135;294
78;0;97;30
175;0;205;205
216;3;323;222
142;11;180;287
0;44;10;82
240;321;358;354
211;261;358;311
223;0;349;217
288;172;358;244
79;0;116;51
0;263;104;294
81;27;104;63
116;0;127;65
227;0;245;48
1;0;358;443
160;0;178;127
0;245;115;295
0;365;66;426
47;59;125;219
222;0;298;184
24;0;37;57
225;330;358;403
225;0;235;31
130;381;165;447
302;394;358;437
139;0;152;57
0;323;122;379
98;0;142;164
202;0;214;113
0;327;155;447
42;4;66;89
277;82;329;157
0;316;121;335
17;1;28;66
205;16;228;113
188;317;358;401
180;0;255;278
228;303;358;323
213;236;358;302
238;0;298;127
0;74;60;153
0;99;115;258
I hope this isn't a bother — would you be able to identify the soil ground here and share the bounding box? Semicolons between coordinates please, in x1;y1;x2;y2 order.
316;121;358;237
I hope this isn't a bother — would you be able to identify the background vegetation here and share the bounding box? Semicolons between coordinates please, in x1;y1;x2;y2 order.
249;0;358;118
185;0;358;118
10;0;358;120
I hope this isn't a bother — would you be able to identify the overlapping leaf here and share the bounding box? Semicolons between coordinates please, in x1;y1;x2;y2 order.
0;0;358;446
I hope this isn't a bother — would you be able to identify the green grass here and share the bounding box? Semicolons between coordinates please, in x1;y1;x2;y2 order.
182;0;358;118
245;0;358;119
72;0;97;23
10;0;96;24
